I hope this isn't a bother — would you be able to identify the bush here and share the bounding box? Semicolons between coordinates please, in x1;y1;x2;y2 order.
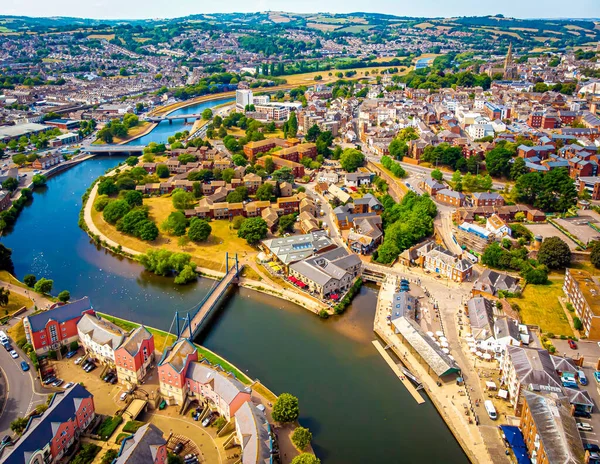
334;278;363;314
538;236;571;269
71;443;101;464
212;416;227;431
57;290;70;302
292;426;313;451
291;454;321;464
566;303;574;312
188;218;211;242
101;449;119;464
97;415;123;440
574;317;583;331
232;215;245;230
318;309;329;319
23;274;36;287
272;393;299;423
103;200;131;224
94;195;111;212
70;341;79;351
122;420;145;434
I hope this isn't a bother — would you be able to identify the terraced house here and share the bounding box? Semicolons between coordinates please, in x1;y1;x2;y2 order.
114;326;155;386
114;423;167;464
77;313;126;365
1;385;95;464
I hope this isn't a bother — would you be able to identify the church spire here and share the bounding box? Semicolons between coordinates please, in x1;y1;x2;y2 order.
504;43;513;70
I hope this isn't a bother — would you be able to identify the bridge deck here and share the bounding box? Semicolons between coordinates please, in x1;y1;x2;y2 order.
187;267;239;337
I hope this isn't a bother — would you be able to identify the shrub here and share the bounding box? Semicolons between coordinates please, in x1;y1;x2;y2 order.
94;195;111;212
291;454;321;464
292;426;313;451
574;317;583;331
103;200;131;224
71;443;101;464
318;309;329;319
97;415;123;440
101;449;119;464
122;420;145;434
23;274;36;287
232;215;245;230
566;303;574;312
212;416;227;431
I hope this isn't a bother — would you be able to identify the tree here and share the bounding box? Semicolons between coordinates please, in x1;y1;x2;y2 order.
272;393;299;423
156;164;170;178
264;157;275;174
238;217;268;245
285;111;298;138
103;200;131;224
174;265;197;285
115;176;136;191
591;242;600;269
232;154;248;167
538;237;571;269
202;109;213;120
12;154;27;166
125;156;139;167
340;149;365;172
510;157;527;180
192;182;202;199
305;124;321;143
232;216;245;229
10;417;28;435
574;317;583;331
2;177;18;192
34;278;53;294
0;287;9;306
138;221;159;241
177;235;190;249
162;211;189;236
272;167;294;184
484;146;514;178
32;174;47;187
24;274;36;287
0;244;14;273
256;183;274;201
431;169;443;181
57;290;70;303
172;189;194;210
278;214;296;235
188;218;212;242
117;210;149;235
124;190;143;207
291;455;320;464
221;168;235;183
389;138;408;159
98;178;118;196
291;426;312;451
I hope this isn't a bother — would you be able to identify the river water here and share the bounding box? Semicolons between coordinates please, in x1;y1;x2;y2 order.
0;100;469;463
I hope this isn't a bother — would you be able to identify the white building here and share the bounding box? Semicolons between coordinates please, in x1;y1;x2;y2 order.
236;89;253;111
77;313;126;365
466;123;494;140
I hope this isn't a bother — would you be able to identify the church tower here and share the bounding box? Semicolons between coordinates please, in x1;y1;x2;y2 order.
504;43;513;70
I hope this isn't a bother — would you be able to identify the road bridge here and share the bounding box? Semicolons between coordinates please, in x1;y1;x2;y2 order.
145;113;203;123
178;254;243;340
81;144;145;155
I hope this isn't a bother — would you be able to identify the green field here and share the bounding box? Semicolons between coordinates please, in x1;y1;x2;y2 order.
0;27;13;33
510;280;572;336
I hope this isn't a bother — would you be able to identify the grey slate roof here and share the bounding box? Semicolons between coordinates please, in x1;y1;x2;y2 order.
522;391;585;464
186;362;249;404
26;297;92;332
118;326;153;357
234;402;272;464
467;297;495;340
506;345;562;389
115;423;166;464
78;313;125;349
473;269;520;296
262;231;334;265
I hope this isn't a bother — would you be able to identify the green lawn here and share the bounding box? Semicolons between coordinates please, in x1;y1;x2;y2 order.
510;280;573;336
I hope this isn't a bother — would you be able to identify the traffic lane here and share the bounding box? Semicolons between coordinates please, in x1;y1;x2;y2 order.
0;342;45;436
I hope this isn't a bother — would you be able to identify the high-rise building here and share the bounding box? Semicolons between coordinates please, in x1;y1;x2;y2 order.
236;89;253;111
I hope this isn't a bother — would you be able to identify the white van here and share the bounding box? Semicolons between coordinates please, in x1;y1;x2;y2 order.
484;400;497;420
0;331;7;343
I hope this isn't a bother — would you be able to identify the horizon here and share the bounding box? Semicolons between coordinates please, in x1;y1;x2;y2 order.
1;1;599;21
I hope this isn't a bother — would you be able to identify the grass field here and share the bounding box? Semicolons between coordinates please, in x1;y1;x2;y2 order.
510;280;573;336
0;271;29;289
0;26;12;33
306;23;340;32
95;121;154;145
8;320;26;344
415;22;435;29
87;34;115;40
91;196;256;271
1;292;33;318
337;25;373;33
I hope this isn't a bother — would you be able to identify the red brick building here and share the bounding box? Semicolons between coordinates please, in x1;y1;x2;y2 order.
23;297;94;355
472;192;505;207
115;326;155;386
2;384;95;463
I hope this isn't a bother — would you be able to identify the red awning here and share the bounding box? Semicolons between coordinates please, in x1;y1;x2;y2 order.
331;294;339;300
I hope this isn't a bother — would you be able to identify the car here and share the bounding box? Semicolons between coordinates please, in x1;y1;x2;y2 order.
119;392;128;401
574;410;592;419
52;379;63;387
20;361;29;371
584;443;600;452
9;350;18;359
103;373;113;382
4;344;13;352
63;382;74;389
43;376;56;385
173;442;184;455
74;356;84;365
594;371;600;384
1;435;11;445
110;376;117;384
84;364;96;373
577;422;593;432
568;339;577;349
65;350;78;359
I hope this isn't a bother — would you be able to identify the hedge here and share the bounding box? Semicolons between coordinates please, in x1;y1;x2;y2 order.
97;415;123;440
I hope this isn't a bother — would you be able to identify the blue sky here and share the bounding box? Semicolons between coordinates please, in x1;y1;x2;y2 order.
1;0;599;20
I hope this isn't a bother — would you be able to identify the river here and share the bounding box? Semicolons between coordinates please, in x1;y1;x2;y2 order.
0;100;468;463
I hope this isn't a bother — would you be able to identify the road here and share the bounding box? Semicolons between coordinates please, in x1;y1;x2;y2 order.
0;338;48;437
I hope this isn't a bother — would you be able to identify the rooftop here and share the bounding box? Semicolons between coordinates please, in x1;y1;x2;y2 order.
26;297;93;332
567;269;600;316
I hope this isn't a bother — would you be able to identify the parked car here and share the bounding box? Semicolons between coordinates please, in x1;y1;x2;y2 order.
584;443;600;452
594;371;600;384
65;350;78;359
575;410;592;419
43;376;56;385
103;373;114;382
110;376;117;384
1;435;11;445
63;382;74;389
202;413;217;427
20;361;29;372
173;442;184;455
577;422;593;432
9;350;18;359
578;370;588;386
74;356;84;365
119;392;128;401
568;339;577;349
84;363;96;373
52;379;63;387
4;344;13;352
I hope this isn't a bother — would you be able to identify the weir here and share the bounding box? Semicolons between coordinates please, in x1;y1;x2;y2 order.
177;253;243;340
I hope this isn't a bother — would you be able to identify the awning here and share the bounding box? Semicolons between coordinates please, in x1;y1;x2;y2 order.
500;425;531;464
498;389;508;399
485;381;497;390
331;294;339;301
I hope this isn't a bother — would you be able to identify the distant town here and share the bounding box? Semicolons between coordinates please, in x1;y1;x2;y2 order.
1;9;600;464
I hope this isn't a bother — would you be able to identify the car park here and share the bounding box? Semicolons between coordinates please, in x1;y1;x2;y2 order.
9;350;18;359
20;361;29;371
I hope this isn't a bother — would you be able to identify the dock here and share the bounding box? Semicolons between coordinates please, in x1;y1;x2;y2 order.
372;339;426;405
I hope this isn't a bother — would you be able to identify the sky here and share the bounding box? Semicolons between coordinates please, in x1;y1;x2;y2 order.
1;0;599;20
